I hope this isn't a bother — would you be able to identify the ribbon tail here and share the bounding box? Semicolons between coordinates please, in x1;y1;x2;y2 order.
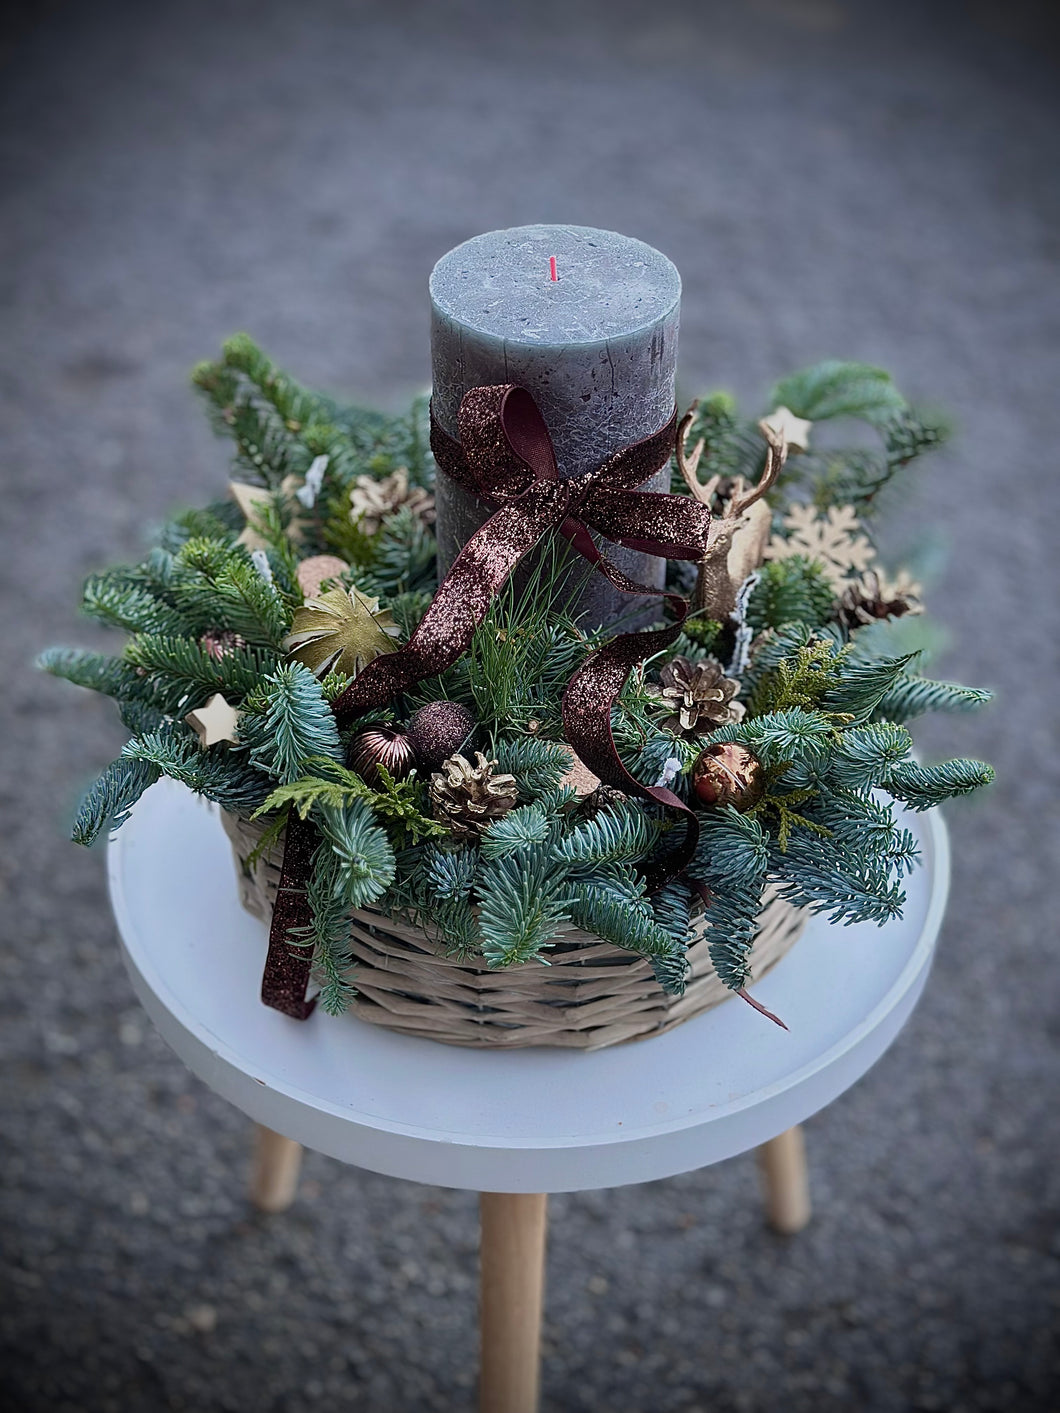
331;495;557;727
562;587;700;893
261;809;319;1020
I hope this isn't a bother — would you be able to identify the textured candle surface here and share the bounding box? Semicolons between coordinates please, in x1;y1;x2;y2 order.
430;225;681;626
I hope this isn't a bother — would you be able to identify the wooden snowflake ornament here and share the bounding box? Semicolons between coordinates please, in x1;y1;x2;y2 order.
764;504;875;592
185;693;240;746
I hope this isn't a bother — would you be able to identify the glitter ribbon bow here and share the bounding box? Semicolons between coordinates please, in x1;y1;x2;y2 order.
262;385;712;1019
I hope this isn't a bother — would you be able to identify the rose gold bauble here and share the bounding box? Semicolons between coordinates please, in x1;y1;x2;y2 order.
347;727;416;786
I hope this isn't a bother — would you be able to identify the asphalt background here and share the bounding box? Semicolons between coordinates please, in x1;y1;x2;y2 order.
2;2;1058;1409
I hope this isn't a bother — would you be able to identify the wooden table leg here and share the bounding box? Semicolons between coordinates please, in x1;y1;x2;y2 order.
250;1124;303;1213
757;1124;811;1234
479;1192;548;1413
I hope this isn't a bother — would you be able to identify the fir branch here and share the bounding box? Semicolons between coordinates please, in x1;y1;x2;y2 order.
315;798;396;908
160;502;242;550
884;758;995;811
172;537;291;646
649;883;695;995
123;634;277;710
423;844;479;899
770;831;906;926
245;807;289;872
244;663;342;783
822;651;917;723
81;575;187;636
71;756;161;845
492;736;570;799
875;674;993;723
693;807;769;892
769;361;906;427
696;881;762;991
358;508;437;599
298;844;357;1016
568;876;680;964
477;850;574;967
480;802;553;859
711;708;836;771
122;730;271;814
39;647;155;704
746;557;836;634
554;806;660;868
827;722;913;790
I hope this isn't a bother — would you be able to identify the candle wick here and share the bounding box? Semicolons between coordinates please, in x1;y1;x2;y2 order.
549;255;558;282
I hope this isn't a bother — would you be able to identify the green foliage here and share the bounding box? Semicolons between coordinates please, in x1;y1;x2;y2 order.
875;674;993;723
823;651;917;723
171;537;292;646
694;808;770;893
358;508;438;600
884;758;995;810
423;844;479;899
315;798;396;907
748;636;847;716
770;361;907;426
71;756;161;845
242;664;342;784
43;347;995;1001
477;849;574;967
123;634;277;711
480;803;554;859
746;557;836;633
40;647;152;703
492;736;570;799
257;756;444;847
827;722;913;790
554;807;660;867
81;574;187;636
122;729;271;814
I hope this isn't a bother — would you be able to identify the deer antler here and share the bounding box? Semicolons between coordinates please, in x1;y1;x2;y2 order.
676;402;723;506
728;421;788;518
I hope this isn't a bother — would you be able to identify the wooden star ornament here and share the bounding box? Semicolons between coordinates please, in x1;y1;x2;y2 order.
760;405;813;454
185;693;241;747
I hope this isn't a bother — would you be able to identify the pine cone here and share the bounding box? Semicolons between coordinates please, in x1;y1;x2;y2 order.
348;467;436;537
429;752;518;840
657;656;744;737
835;569;922;631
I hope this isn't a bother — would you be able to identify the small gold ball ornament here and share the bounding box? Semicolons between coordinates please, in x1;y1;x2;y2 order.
692;743;765;812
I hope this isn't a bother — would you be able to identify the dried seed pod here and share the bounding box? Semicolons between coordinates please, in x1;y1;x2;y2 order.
692;743;765;812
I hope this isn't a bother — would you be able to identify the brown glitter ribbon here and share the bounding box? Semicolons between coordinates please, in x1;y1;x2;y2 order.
263;384;712;1019
260;807;318;1019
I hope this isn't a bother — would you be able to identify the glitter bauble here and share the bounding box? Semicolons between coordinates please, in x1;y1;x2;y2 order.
406;701;476;771
692;743;765;812
347;727;416;786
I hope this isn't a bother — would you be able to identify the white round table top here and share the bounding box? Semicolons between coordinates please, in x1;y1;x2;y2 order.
108;780;949;1194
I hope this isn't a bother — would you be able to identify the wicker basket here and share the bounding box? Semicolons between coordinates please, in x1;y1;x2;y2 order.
220;810;805;1051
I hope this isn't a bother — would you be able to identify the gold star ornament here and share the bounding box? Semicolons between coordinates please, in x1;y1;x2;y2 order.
185;693;241;747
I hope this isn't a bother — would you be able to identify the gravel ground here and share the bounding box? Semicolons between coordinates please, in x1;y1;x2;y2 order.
2;2;1059;1409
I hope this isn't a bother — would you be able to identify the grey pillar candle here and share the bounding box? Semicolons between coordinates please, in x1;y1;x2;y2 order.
429;224;681;630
